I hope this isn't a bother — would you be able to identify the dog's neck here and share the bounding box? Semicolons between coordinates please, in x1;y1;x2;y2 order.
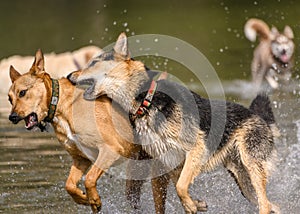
111;71;150;114
42;75;77;126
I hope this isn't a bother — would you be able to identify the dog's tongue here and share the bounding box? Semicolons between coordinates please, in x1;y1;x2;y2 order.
280;54;289;63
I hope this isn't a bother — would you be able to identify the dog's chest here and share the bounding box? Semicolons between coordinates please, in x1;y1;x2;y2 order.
134;113;185;169
53;117;99;162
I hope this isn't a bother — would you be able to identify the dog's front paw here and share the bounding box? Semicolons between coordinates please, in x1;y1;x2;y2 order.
90;200;102;214
88;194;102;213
194;200;208;212
183;201;198;214
270;203;280;214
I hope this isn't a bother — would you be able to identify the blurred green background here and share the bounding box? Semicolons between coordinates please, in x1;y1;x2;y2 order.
0;0;299;81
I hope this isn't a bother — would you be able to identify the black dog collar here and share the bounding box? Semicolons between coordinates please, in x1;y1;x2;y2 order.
44;78;59;122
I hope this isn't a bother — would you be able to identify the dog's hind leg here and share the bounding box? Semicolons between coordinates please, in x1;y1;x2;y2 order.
225;158;258;205
175;138;208;213
238;144;279;213
65;157;92;205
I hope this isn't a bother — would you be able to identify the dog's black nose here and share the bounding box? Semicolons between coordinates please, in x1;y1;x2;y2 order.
9;112;22;124
281;49;287;55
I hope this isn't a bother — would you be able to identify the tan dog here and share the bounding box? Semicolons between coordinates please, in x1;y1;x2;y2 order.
68;33;280;214
244;18;295;89
7;49;168;213
0;45;101;94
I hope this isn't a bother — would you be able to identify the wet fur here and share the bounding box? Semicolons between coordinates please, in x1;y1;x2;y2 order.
244;18;294;89
68;33;280;214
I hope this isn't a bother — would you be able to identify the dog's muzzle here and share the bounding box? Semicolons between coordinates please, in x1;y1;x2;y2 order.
9;112;22;124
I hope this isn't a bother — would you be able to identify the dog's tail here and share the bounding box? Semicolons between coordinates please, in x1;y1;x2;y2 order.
249;93;280;137
244;18;270;42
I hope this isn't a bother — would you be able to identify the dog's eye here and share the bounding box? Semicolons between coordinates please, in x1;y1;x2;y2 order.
19;89;27;98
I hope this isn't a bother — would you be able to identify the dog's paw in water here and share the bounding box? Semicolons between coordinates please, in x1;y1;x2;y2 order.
194;200;208;212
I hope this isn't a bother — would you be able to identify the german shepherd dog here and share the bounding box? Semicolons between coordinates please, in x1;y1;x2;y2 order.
68;33;280;214
244;18;295;89
7;49;170;213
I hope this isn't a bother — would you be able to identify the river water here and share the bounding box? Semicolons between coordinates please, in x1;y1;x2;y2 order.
1;0;300;213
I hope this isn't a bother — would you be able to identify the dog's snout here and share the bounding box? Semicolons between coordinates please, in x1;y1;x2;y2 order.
9;112;22;124
281;49;287;55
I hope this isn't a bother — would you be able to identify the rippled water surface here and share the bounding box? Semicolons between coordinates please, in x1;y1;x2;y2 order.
1;0;300;213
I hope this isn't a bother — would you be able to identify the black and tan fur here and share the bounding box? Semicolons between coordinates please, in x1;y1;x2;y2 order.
68;33;280;214
244;18;294;89
7;49;170;214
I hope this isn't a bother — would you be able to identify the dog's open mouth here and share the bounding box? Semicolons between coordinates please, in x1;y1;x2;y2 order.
77;78;95;87
77;78;97;100
24;112;38;130
280;54;289;63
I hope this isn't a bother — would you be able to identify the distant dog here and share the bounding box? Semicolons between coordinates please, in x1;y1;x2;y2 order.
244;18;294;89
7;49;169;213
68;33;280;214
0;45;101;94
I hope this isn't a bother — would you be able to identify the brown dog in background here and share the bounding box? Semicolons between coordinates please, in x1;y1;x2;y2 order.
7;49;168;213
244;18;294;89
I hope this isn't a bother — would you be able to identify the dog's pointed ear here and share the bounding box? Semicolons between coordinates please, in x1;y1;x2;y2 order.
31;49;45;75
9;65;21;83
283;25;294;39
114;32;129;58
270;26;279;40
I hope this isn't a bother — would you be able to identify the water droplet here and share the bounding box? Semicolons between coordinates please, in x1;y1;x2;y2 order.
125;28;130;32
105;27;108;32
113;21;117;25
154;38;158;42
136;39;140;43
89;40;93;43
71;37;75;40
123;22;128;27
219;48;224;52
103;4;107;8
123;9;127;13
